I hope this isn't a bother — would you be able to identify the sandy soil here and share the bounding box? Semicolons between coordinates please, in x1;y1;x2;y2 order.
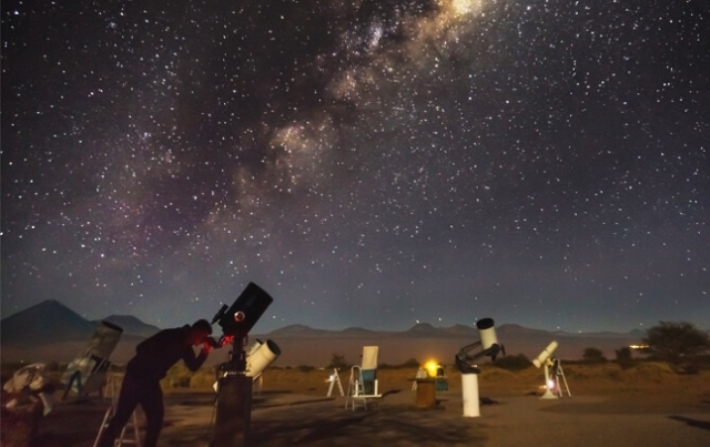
3;363;709;447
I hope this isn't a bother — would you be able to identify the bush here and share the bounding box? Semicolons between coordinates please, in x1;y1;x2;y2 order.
614;347;633;368
493;354;533;371
327;354;349;370
190;368;218;388
583;347;607;363
162;364;194;388
643;321;710;363
297;365;314;373
398;358;421;368
677;363;700;375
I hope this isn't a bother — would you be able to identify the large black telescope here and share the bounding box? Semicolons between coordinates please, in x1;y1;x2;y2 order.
212;282;274;447
212;282;273;338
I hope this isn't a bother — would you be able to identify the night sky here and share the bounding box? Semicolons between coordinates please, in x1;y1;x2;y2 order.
2;0;708;334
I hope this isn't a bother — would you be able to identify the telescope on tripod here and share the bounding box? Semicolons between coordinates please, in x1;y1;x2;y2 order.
455;318;505;417
210;282;279;447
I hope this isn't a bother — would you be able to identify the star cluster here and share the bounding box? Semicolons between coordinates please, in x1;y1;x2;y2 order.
2;0;708;332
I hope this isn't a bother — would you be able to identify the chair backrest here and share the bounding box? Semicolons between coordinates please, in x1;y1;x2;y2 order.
361;346;378;370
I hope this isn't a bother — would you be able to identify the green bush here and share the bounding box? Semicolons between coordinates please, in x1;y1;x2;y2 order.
643;321;710;363
614;347;634;369
161;364;193;388
398;358;421;368
190;368;218;388
327;354;349;370
493;354;533;371
583;347;607;363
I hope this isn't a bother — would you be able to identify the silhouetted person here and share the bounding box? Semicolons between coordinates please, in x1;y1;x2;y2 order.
97;319;215;447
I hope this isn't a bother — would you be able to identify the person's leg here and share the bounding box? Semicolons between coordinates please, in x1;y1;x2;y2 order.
139;380;165;447
97;373;141;447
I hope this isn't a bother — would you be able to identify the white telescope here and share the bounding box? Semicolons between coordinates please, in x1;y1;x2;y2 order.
533;340;558;368
245;339;281;378
455;317;505;418
533;340;560;399
478;318;499;351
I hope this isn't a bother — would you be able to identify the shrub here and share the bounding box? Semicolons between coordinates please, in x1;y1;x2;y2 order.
327;354;349;370
614;346;633;368
493;354;533;371
582;347;607;363
161;364;193;388
614;346;632;362
190;367;218;388
677;363;700;375
398;358;421;368
643;321;710;363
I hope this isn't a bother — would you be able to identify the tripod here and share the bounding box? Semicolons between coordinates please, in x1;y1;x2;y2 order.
550;358;571;397
212;335;253;447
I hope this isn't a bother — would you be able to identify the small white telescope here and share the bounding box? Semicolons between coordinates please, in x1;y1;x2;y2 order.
533;340;565;399
245;339;281;379
533;340;558;368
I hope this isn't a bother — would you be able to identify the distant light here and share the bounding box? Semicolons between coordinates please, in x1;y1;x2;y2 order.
425;360;439;377
629;344;649;350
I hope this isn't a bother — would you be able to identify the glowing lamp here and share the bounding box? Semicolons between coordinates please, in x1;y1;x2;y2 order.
425;361;439;377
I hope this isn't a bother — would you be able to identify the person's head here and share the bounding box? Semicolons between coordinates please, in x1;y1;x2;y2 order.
188;319;213;346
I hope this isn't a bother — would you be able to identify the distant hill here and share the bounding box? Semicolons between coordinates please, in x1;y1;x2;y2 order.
403;322;443;337
339;327;376;336
95;315;161;337
1;299;160;344
5;298;706;367
267;324;334;337
0;299;97;343
442;324;478;337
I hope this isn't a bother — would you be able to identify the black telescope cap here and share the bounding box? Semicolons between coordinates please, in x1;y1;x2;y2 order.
476;318;495;330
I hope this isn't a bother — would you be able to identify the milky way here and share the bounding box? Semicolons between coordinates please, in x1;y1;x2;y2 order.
2;0;708;333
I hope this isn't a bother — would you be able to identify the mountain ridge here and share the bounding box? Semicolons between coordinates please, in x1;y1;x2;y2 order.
95;315;162;338
0;299;669;366
1;300;161;342
1;299;668;342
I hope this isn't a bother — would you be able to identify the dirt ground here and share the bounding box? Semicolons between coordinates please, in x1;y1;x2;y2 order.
2;362;710;447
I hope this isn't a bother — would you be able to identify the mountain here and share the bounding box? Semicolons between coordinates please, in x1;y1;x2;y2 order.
402;322;443;336
267;324;334;337
96;315;161;337
442;324;478;337
1;300;160;343
339;327;376;336
0;299;97;343
0;299;670;366
497;323;551;336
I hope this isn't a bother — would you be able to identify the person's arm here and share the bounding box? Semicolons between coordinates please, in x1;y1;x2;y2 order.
182;342;210;372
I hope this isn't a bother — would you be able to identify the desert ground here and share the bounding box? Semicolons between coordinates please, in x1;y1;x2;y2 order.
2;361;710;447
